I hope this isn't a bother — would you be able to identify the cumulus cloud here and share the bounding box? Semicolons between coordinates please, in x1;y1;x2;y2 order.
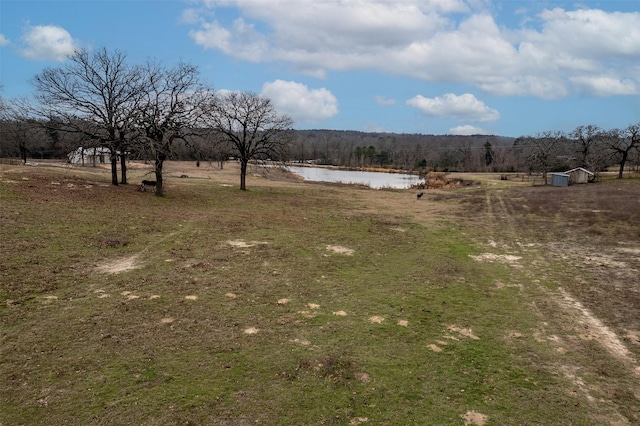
570;75;637;96
20;25;78;61
0;34;9;46
260;80;338;124
185;1;640;99
406;93;500;122
189;18;268;62
449;125;491;135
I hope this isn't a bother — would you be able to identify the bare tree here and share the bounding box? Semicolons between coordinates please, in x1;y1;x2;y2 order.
605;124;640;179
205;91;293;190
137;61;209;196
31;47;144;185
0;98;42;163
569;124;611;176
518;131;566;184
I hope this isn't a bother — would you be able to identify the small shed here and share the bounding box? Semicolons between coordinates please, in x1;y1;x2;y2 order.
550;173;570;187
565;167;594;184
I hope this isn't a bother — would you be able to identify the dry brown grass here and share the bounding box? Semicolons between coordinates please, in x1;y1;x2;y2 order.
2;160;640;425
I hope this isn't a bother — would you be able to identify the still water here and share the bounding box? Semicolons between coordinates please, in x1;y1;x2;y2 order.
286;165;424;189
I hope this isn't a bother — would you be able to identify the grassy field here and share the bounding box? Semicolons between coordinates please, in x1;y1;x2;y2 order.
1;161;639;425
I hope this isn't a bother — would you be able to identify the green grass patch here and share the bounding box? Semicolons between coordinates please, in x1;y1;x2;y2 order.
1;165;637;425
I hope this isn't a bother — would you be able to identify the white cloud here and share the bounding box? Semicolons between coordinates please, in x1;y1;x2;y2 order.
375;96;396;106
189;18;268;62
570;75;637;96
185;1;640;98
0;34;9;46
406;93;500;122
260;80;338;124
20;25;78;61
180;8;202;25
449;125;491;135
536;8;640;58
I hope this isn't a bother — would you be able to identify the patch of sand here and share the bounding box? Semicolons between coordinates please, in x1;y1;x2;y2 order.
391;227;406;232
226;292;237;298
559;365;595;402
292;338;311;346
185;295;198;300
397;320;409;327
616;247;640;255
625;330;640;345
326;245;354;255
149;295;160;300
244;327;259;334
160;317;175;324
350;417;368;425
277;298;289;305
96;255;141;274
463;411;488;426
558;288;634;364
469;252;521;264
43;295;58;301
333;310;348;316
448;325;480;340
227;240;268;248
428;344;443;352
307;303;320;309
355;372;370;383
369;316;385;323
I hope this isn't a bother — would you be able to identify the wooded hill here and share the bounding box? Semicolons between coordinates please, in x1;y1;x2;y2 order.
287;129;517;171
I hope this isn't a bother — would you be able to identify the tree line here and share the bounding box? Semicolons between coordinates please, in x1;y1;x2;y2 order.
1;48;639;191
0;48;292;194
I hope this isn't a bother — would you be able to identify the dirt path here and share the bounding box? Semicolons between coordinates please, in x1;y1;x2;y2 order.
478;187;640;422
363;182;640;423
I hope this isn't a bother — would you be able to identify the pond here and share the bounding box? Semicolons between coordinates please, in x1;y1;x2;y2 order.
286;165;424;189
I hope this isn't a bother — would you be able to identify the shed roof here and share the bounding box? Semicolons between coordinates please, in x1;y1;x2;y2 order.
565;167;594;175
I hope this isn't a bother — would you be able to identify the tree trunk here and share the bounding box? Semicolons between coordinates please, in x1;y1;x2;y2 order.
618;152;628;179
240;158;248;190
110;151;118;185
20;144;27;164
155;152;166;196
120;152;127;184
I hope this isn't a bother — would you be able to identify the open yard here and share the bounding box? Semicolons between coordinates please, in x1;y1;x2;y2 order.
1;161;639;425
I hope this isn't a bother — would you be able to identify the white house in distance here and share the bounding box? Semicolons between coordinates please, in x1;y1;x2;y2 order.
67;147;112;165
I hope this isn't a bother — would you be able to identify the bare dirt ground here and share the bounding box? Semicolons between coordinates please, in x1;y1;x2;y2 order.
446;180;640;423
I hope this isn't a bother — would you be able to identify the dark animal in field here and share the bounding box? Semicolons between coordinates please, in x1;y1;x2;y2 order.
140;180;157;192
417;192;424;200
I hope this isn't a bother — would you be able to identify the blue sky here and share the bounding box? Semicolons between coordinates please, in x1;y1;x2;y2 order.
1;0;639;137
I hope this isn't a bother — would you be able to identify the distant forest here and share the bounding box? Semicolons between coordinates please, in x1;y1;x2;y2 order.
2;122;640;178
285;130;517;172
